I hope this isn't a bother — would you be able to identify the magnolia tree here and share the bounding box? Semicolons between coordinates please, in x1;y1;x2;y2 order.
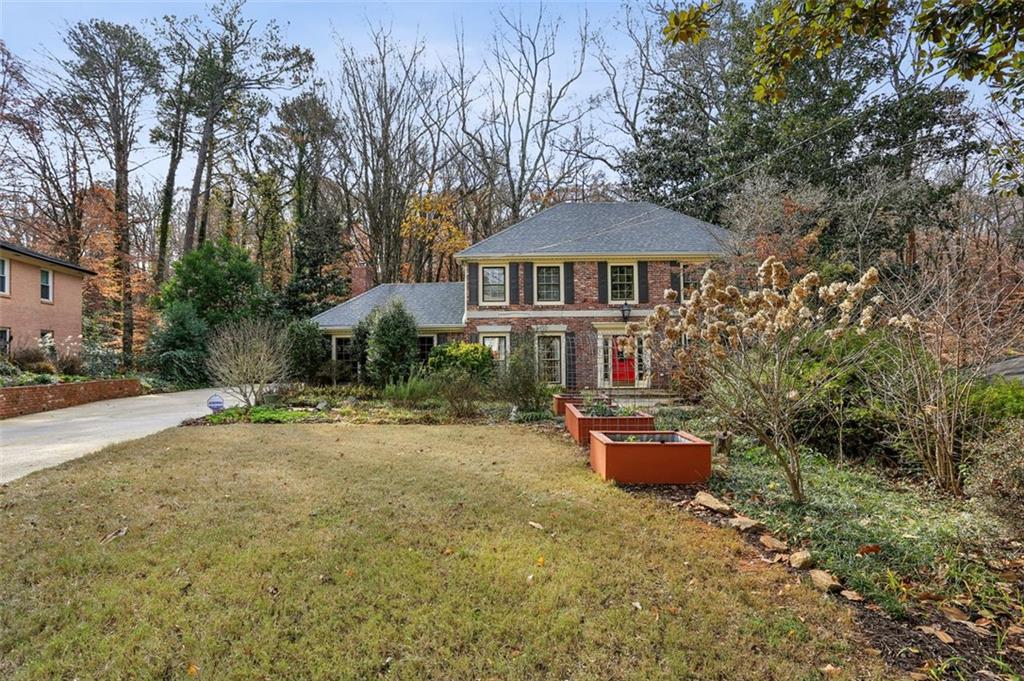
626;256;881;503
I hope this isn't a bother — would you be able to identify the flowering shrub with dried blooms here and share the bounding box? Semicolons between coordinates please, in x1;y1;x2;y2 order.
626;256;881;503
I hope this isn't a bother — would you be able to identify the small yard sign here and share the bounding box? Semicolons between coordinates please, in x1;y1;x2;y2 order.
207;393;225;413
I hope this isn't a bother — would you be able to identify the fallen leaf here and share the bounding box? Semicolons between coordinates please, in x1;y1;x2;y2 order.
536;556;545;567
632;601;642;610
526;574;533;583
856;544;881;556
1007;624;1024;637
917;625;954;644
528;521;544;530
939;605;969;622
187;663;199;677
818;663;841;677
840;589;864;602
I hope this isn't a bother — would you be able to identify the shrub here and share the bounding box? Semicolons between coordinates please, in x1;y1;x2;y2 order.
81;339;122;377
147;301;210;388
492;334;550;412
427;342;495;380
55;351;85;376
286;319;328;384
21;360;57;375
967;419;1024;539
435;367;485;417
10;344;48;370
969;377;1024;422
366;300;418;387
206;318;291;408
381;367;435;407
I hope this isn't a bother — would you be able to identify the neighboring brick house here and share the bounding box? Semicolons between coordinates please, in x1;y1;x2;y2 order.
0;242;96;355
313;202;729;390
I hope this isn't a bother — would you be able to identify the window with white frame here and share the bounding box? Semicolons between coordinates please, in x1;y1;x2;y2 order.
481;334;508;364
40;269;53;302
536;335;563;385
481;266;506;303
417;335;436;364
609;264;636;302
535;264;561;303
0;258;8;294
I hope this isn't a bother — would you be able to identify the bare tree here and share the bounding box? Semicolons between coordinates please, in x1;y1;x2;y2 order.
207;317;291;408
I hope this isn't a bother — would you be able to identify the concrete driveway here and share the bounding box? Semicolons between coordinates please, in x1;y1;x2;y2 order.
0;387;239;483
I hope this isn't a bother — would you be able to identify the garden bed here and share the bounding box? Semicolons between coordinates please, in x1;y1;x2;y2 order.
589;430;711;484
551;392;610;416
563;402;654;445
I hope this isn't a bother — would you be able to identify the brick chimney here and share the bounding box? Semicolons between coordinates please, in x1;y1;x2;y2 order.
349;262;375;297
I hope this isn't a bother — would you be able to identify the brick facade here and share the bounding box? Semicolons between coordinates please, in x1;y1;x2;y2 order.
0;378;141;419
462;259;689;390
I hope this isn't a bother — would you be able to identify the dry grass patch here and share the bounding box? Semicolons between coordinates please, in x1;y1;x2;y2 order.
1;424;889;680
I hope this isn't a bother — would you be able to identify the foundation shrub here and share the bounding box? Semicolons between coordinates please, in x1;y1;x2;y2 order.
427;342;495;381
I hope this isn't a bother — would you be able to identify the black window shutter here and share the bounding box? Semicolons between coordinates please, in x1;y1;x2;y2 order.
467;263;479;305
523;262;534;304
670;271;681;295
565;331;577;390
597;262;608;304
509;262;520;304
638;262;649;304
563;262;575;304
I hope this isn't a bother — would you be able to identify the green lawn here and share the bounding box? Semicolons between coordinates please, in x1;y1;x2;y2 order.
0;424;888;680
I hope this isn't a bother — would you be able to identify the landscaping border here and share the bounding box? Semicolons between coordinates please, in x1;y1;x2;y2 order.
0;378;141;419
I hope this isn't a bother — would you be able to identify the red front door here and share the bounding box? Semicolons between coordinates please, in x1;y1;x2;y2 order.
611;336;636;385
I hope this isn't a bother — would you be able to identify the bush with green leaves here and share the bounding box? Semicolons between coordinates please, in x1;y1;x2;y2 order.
967;419;1024;539
427;341;495;380
286;319;328;384
157;238;269;328
146;301;210;388
80;339;122;377
366;300;418;387
492;334;551;412
969;377;1024;423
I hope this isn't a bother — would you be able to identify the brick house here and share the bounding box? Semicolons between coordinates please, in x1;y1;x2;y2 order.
313;202;729;390
0;242;96;355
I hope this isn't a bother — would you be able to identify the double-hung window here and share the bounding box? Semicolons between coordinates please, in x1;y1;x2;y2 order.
417;335;436;364
40;269;53;302
609;264;636;303
481;266;507;303
535;265;562;303
0;258;8;295
481;334;508;365
536;335;563;385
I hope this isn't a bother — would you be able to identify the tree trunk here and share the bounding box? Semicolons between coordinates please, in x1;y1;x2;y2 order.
184;105;217;253
154;116;185;285
197;136;215;245
114;145;134;365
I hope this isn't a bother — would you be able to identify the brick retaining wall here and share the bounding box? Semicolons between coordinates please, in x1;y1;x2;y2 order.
0;378;142;419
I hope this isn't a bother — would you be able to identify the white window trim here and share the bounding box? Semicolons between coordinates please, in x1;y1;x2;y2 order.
417;334;437;362
480;332;510;365
0;257;9;296
40;268;53;303
479;264;509;306
608;262;638;305
331;333;353;361
533;262;564;305
534;331;566;387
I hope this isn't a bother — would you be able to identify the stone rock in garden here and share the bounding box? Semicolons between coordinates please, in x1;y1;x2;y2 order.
316;400;329;411
789;549;814;569
759;534;788;552
809;569;841;592
727;515;762;532
693;491;732;514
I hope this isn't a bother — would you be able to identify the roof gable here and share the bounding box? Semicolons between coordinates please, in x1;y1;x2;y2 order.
312;282;465;330
456;202;731;259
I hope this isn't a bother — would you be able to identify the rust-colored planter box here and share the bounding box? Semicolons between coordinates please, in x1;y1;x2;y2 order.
589;430;712;484
564;402;654;445
552;392;610;416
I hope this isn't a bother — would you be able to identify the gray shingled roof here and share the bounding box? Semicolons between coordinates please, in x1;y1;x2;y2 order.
456;201;731;259
312;282;465;329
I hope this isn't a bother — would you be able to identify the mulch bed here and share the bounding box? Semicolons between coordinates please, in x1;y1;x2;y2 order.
621;482;1024;680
